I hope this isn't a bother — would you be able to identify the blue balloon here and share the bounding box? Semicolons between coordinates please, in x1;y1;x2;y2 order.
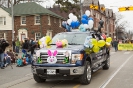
71;21;76;28
75;21;80;28
82;14;88;20
88;17;93;20
81;18;88;24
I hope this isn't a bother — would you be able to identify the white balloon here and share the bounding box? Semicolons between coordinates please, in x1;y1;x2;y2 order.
85;10;90;16
88;20;94;29
69;13;74;19
88;20;94;25
72;15;78;22
83;24;89;29
67;19;72;25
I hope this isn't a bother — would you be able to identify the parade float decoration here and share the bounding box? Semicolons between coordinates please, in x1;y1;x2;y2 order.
47;50;58;64
56;39;68;48
38;36;52;48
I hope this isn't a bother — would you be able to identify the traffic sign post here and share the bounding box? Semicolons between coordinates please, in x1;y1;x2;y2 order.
119;6;133;12
90;4;98;10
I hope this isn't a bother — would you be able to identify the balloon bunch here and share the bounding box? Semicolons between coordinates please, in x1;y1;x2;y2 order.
105;37;112;47
38;36;52;48
84;36;108;53
67;13;80;29
62;13;80;31
56;39;68;48
79;10;94;32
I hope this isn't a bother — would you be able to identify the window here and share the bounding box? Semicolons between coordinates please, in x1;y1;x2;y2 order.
0;17;6;25
35;32;41;41
48;16;51;25
35;16;40;24
59;19;61;27
21;16;26;25
54;18;56;23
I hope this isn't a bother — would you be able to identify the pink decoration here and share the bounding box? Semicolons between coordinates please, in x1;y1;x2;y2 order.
56;40;63;48
47;50;58;64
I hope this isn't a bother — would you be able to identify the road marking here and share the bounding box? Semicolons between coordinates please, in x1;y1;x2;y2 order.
99;54;133;88
73;84;81;88
124;52;130;54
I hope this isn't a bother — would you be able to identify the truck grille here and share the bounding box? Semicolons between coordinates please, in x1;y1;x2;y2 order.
40;52;66;64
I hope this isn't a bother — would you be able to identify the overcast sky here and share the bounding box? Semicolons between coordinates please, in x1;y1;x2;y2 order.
99;0;133;31
42;0;133;31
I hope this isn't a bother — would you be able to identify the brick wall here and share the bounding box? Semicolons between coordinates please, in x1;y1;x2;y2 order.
14;15;64;40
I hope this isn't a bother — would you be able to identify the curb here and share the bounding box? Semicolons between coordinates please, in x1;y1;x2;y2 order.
0;75;33;88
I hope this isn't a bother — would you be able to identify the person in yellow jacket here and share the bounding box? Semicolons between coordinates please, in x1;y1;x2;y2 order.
15;38;20;53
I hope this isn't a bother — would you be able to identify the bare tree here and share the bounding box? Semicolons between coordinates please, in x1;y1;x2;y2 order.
0;0;44;8
115;13;129;39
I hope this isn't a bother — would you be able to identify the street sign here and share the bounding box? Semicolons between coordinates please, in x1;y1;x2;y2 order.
90;4;98;10
101;7;105;11
119;6;133;11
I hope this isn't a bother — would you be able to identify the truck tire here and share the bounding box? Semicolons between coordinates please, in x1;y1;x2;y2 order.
79;61;92;85
103;54;110;70
33;74;46;83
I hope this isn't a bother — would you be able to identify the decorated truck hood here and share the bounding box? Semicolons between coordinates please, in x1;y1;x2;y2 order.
37;45;84;53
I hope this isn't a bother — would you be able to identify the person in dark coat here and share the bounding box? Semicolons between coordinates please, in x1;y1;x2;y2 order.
0;38;9;69
113;39;119;52
7;49;15;64
12;40;16;52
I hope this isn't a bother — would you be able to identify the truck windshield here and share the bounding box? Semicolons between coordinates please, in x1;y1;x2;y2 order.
52;33;88;45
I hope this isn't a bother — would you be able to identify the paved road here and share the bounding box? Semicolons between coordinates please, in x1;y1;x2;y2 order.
1;49;133;88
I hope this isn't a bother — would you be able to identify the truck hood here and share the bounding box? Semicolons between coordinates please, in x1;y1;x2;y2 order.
37;45;84;52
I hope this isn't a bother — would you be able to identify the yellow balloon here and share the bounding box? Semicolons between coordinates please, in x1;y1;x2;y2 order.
61;39;68;46
45;36;52;44
38;40;42;45
91;38;98;46
98;40;106;47
93;46;100;53
105;42;111;47
106;37;112;43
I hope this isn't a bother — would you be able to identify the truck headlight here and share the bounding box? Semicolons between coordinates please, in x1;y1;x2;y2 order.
33;54;37;63
71;54;83;64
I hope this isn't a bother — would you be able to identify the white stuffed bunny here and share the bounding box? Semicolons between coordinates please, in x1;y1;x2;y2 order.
47;50;58;64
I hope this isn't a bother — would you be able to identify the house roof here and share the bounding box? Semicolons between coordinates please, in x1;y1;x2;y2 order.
1;2;64;19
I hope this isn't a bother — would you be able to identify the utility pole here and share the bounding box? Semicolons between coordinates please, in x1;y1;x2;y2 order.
80;0;83;19
11;0;14;41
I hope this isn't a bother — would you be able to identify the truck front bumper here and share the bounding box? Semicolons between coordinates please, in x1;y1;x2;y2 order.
31;66;84;76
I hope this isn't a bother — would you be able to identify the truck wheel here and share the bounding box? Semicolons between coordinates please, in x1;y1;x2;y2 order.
79;61;92;85
103;54;110;70
33;74;46;83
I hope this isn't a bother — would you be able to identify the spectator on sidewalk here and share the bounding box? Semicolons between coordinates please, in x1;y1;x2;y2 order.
12;40;16;52
15;38;20;53
28;38;37;63
22;38;29;52
113;38;119;52
7;49;16;64
4;52;11;67
0;38;9;69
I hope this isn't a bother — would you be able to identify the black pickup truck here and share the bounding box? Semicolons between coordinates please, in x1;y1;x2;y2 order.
31;31;110;85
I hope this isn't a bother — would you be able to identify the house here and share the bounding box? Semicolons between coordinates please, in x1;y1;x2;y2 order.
48;0;116;38
0;2;65;44
0;7;12;44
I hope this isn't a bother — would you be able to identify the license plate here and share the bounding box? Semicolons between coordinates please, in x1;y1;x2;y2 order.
47;69;56;75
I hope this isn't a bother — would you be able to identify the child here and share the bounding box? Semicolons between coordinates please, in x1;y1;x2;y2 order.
4;52;12;67
16;56;23;67
22;57;28;66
